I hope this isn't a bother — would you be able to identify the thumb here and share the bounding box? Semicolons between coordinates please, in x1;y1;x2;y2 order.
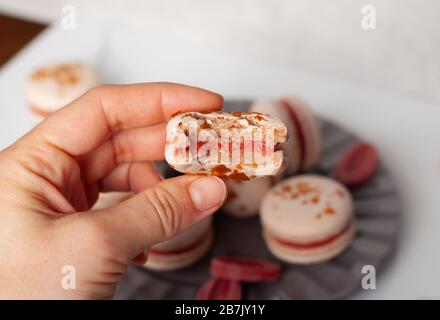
72;175;226;261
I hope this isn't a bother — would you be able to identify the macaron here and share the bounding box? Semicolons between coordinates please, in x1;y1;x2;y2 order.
249;96;320;175
222;177;272;218
165;111;287;179
260;175;355;264
144;217;213;271
26;62;99;117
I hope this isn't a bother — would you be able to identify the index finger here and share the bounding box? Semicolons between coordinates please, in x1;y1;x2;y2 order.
29;82;223;156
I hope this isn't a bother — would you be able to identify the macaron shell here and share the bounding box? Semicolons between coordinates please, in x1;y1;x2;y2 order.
249;100;301;175
29;104;52;118
281;96;321;171
222;177;272;218
144;228;214;271
26;63;99;113
263;224;355;264
278;102;302;175
260;175;354;243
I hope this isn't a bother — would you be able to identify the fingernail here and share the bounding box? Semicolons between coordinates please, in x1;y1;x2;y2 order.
189;176;226;212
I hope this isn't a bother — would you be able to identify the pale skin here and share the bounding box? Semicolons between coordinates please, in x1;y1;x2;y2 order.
0;83;227;299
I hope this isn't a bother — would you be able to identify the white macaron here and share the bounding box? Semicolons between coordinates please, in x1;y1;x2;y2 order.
26;62;99;117
250;96;320;175
222;177;272;218
260;175;355;264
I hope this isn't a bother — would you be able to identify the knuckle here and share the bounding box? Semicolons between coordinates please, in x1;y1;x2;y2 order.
87;85;125;132
143;186;183;239
110;134;131;164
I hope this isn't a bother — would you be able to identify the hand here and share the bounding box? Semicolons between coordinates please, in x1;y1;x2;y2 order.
0;83;226;299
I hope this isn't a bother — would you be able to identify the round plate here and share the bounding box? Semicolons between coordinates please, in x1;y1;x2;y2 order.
115;100;400;300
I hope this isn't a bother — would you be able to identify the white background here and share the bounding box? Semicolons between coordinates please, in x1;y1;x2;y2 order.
1;0;439;105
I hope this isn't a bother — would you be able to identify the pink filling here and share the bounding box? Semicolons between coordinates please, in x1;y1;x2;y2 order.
271;222;352;250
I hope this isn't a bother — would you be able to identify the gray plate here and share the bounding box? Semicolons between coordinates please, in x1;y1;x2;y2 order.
115;100;401;300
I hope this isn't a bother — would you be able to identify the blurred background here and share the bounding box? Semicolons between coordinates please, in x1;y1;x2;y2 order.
0;0;439;300
0;0;439;104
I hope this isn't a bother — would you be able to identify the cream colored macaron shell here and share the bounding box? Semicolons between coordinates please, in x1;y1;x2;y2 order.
26;63;99;115
250;97;320;175
222;177;272;218
260;175;355;264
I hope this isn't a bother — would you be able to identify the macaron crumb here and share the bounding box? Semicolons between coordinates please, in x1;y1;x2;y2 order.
227;191;237;201
323;206;336;216
311;195;320;204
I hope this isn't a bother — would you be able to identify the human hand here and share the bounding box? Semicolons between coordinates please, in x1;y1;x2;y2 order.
0;83;226;299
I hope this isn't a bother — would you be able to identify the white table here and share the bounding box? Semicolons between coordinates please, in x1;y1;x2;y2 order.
0;23;439;299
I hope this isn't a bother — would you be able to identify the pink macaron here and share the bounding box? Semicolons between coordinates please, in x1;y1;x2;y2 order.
222;177;272;218
250;96;320;175
260;175;355;264
144;217;213;271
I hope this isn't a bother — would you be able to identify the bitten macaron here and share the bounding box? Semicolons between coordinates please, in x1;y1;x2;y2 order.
222;177;272;218
26;62;99;117
250;96;320;175
260;175;355;264
144;216;214;271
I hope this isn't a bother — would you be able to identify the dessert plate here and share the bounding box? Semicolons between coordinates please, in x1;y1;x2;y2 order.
115;100;400;300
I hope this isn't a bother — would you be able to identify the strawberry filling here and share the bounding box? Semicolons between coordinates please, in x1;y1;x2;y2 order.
271;222;352;250
183;140;280;156
280;99;306;170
